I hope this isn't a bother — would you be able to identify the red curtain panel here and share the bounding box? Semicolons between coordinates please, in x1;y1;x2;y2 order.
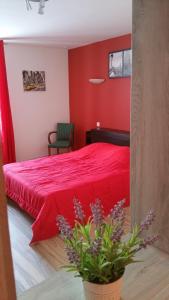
0;40;16;164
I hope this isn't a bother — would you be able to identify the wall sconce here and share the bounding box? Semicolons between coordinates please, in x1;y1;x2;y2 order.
88;78;105;84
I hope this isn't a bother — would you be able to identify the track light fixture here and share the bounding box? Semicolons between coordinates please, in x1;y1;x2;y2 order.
25;0;49;15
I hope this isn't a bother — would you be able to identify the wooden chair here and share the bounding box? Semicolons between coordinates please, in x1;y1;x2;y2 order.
48;123;74;155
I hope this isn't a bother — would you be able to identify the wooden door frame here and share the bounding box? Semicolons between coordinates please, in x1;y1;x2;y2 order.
0;139;16;300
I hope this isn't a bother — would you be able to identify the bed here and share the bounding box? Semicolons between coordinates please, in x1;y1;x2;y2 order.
3;128;130;244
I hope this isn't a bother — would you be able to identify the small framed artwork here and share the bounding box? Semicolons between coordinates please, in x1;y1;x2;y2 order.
108;49;132;78
22;70;46;91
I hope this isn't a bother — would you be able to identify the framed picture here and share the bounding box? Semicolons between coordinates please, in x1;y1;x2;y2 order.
108;49;132;78
22;70;46;91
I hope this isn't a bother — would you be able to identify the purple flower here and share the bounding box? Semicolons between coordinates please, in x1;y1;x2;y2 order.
65;246;80;265
56;215;73;240
73;197;85;222
90;199;104;227
110;199;126;223
88;237;102;256
140;209;155;233
111;226;124;243
138;234;159;250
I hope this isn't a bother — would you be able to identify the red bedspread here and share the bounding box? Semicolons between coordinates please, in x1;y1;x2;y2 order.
3;143;130;244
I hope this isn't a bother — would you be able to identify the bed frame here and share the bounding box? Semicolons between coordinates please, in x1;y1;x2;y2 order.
86;128;130;146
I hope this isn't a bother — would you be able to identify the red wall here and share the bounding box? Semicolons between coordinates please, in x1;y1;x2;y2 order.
69;34;131;149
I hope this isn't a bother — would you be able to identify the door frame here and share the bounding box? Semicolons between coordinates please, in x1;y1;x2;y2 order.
0;139;16;300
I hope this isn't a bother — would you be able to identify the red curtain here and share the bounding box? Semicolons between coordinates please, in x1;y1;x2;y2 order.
0;40;16;164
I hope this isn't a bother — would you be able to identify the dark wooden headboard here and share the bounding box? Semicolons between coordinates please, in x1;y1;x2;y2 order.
86;128;130;146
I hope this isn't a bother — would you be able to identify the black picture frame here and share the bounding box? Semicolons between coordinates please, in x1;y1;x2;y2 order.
108;49;132;79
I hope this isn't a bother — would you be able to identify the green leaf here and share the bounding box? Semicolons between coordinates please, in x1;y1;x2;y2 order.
100;261;111;269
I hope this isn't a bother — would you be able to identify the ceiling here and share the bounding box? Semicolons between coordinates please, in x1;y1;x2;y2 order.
0;0;132;49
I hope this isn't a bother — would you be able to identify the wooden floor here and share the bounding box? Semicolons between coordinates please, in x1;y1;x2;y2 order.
8;199;67;295
18;247;169;300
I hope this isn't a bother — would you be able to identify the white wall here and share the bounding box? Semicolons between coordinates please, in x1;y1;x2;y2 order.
4;44;69;161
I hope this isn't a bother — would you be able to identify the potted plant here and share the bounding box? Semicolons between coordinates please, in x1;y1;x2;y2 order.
57;198;159;300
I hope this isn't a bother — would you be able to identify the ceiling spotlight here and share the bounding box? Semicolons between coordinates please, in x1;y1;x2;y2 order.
25;0;49;15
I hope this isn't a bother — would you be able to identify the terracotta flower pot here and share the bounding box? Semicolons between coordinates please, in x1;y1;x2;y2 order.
83;277;123;300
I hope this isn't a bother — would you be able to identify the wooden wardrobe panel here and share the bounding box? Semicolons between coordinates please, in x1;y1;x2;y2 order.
0;140;16;299
131;0;169;252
